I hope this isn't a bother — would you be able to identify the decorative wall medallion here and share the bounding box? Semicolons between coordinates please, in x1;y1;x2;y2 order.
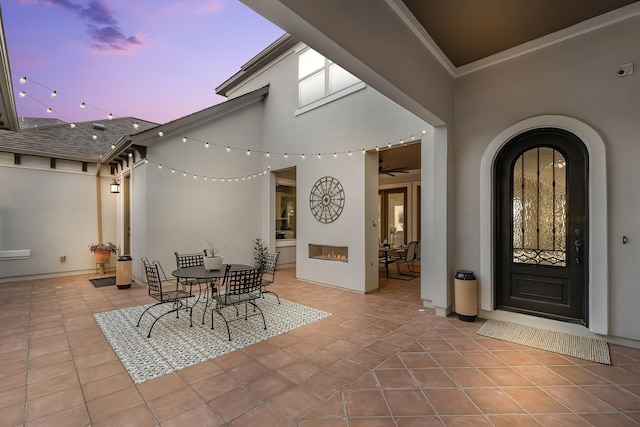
309;176;345;223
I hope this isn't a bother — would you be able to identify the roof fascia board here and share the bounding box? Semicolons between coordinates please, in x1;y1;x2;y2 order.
216;34;296;96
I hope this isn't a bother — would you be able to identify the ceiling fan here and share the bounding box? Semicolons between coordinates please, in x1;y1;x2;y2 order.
379;159;409;176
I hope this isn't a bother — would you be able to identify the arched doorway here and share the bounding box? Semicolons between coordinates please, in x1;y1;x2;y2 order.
479;115;608;335
494;128;588;324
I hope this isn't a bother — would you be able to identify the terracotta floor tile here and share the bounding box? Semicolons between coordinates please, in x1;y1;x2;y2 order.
374;368;419;389
299;418;348;427
488;414;547;427
513;366;573;386
190;371;242;401
328;359;370;382
384;389;435;416
543;385;616;412
23;403;90;427
245;373;292;400
25;386;85;422
26;372;80;400
302;371;348;399
343;389;390;417
147;387;204;422
478;367;533;387
503;387;570;414
347;417;396;426
209;387;262;421
411;368;458;388
430;352;472;368
86;386;144;422
577;412;639;426
136;372;188;402
0;403;24;427
423;388;481;415
278;359;320;383
268;385;321;419
440;414;493;426
91;403;158;427
582;385;640;411
465;388;525;414
231;404;294;427
549;365;610;385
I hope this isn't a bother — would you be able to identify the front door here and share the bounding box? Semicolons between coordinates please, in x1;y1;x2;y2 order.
496;128;588;324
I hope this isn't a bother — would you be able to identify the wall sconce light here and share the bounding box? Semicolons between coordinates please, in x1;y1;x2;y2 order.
110;179;120;194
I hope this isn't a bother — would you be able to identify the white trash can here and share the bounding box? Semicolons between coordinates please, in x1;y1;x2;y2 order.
116;255;132;289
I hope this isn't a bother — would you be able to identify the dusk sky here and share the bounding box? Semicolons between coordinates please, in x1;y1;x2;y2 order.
2;0;285;124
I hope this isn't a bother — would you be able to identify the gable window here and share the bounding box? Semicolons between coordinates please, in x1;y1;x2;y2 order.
298;48;360;107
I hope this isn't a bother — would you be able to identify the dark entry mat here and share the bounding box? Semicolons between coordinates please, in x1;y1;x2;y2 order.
90;276;116;288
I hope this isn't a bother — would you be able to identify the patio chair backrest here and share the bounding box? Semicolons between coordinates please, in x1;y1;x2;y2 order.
406;241;419;263
142;257;165;295
262;253;279;283
175;251;205;268
221;266;263;301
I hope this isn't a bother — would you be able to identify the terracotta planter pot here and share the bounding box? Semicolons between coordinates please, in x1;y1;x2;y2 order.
94;251;111;262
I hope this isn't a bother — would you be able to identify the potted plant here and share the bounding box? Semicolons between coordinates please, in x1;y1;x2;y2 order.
253;236;268;269
89;242;118;263
204;239;225;270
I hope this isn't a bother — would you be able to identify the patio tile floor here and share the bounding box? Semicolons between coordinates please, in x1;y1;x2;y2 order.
1;268;639;426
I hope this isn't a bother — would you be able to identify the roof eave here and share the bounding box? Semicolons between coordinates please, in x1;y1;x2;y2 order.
216;33;295;96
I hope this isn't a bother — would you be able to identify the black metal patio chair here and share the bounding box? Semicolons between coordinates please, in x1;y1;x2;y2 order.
211;265;267;341
137;257;194;337
259;252;280;304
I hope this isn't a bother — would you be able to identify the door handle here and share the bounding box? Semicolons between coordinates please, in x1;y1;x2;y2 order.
574;239;582;264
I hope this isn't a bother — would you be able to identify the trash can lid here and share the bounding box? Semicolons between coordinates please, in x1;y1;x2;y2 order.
455;270;476;280
117;255;132;261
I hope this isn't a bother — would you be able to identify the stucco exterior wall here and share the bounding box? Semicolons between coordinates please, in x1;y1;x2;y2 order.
226;43;430;292
0;158;118;280
129;101;266;280
454;16;640;340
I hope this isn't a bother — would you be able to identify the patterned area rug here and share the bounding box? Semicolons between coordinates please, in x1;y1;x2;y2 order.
478;319;610;365
90;276;116;288
94;294;331;383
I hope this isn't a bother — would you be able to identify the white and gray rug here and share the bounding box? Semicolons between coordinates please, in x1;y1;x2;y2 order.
477;319;611;365
94;294;331;384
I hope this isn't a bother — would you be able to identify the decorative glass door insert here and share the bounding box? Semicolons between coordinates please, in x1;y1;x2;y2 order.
512;147;567;266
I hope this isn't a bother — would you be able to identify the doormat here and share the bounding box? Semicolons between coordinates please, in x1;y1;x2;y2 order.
477;319;610;365
90;276;116;288
94;294;331;384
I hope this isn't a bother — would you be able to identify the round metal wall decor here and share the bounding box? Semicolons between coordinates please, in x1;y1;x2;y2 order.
309;176;345;223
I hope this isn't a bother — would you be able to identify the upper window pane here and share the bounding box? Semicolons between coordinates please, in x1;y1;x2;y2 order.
299;49;325;79
329;64;359;94
299;70;325;106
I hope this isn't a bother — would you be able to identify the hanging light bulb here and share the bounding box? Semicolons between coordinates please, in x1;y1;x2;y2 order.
182;137;187;143
79;102;85;109
348;151;352;156
92;134;97;140
19;91;25;97
46;108;52;114
107;113;113;120
362;148;366;155
205;142;209;148
375;146;380;151
50;90;57;98
284;153;288;159
317;153;321;159
20;77;26;84
171;169;175;173
144;159;148;163
246;150;251;156
226;146;231;152
110;144;116;149
128;152;133;158
301;154;305;159
70;123;76;128
158;164;162;169
266;152;270;158
133;123;139;130
158;130;164;137
333;153;337;158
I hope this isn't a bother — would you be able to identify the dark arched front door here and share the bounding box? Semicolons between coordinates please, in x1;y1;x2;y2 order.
495;128;588;325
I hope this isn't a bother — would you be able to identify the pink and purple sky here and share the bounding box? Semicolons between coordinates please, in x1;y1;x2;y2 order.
2;0;284;124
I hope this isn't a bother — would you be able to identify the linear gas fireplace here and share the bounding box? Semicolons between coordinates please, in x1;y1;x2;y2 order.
308;244;348;262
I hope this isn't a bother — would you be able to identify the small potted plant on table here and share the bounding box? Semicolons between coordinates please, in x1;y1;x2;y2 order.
204;239;225;270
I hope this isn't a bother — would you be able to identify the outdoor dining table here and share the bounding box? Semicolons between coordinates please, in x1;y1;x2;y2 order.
378;246;406;279
171;264;252;323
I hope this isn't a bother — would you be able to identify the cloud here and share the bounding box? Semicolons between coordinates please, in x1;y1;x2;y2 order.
45;0;143;53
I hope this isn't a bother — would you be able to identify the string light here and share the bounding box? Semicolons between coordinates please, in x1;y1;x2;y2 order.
70;123;76;128
19;91;25;97
107;113;113;120
158;131;164;137
110;144;115;149
92;134;97;140
182;137;187;143
50;90;57;98
46;108;52;114
246;150;251;156
226;146;231;152
205;142;209;148
79;102;85;109
20;77;26;84
266;152;270;158
133;123;139;130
